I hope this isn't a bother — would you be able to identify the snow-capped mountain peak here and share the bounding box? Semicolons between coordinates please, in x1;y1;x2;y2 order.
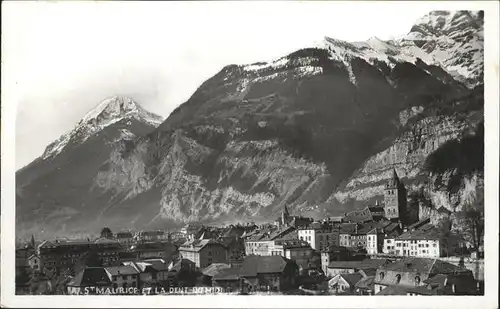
41;96;164;160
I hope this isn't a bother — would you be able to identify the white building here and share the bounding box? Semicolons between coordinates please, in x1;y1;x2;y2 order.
298;222;339;251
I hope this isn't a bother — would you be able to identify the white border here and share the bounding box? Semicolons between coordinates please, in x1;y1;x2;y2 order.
2;1;499;308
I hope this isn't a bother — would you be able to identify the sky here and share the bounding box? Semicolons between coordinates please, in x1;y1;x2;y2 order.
3;1;458;169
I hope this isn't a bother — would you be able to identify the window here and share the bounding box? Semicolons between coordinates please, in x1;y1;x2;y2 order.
396;274;401;284
208;251;212;256
123;275;128;280
113;276;117;281
415;276;421;285
380;272;385;280
152;273;157;280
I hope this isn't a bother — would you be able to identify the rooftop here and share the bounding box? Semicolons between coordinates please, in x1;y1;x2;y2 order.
240;255;293;276
67;267;111;287
105;265;139;276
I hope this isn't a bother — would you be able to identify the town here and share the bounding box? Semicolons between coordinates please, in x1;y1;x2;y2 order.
15;170;484;295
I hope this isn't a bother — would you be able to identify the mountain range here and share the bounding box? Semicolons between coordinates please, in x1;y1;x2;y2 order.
16;10;484;239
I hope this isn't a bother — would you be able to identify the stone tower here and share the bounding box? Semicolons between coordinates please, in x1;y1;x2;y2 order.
384;168;407;221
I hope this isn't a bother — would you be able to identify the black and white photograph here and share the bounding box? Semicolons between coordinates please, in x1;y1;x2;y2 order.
1;1;498;308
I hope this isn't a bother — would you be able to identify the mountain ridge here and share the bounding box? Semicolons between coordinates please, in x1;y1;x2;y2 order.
16;10;484;238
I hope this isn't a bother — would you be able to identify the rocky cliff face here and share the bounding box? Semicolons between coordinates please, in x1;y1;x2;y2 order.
16;10;484;237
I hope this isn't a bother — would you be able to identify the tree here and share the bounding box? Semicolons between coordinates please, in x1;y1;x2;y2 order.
455;190;484;254
100;227;113;238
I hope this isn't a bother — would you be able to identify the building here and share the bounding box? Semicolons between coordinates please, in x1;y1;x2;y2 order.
272;239;314;271
244;225;296;256
367;221;402;255
212;268;242;291
393;223;459;258
220;236;245;268
239;255;299;292
66;267;112;295
124;260;170;289
406;271;479;295
114;231;135;246
201;263;231;286
373;257;469;295
178;239;227;268
134;230;169;242
383;169;407;221
104;265;140;290
131;241;178;261
297;222;339;251
28;253;41;271
320;246;350;274
343;203;385;224
328;272;364;294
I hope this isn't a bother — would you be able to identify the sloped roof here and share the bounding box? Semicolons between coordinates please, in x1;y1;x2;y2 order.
376;285;409;295
212;268;241;281
397;223;444;241
240;255;291;276
170;259;195;272
328;259;390;269
115;232;134;239
105;265;139;276
67;267;111;287
179;239;224;252
379;257;459;276
340;273;364;286
202;263;231;277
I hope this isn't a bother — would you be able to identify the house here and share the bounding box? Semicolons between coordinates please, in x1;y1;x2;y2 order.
239;255;299;292
66;267;112;295
178;239;227;268
272;239;314;271
393;223;459;258
212;268;242;291
201;263;232;286
343;203;385;224
373;257;466;295
406;271;479;295
123;260;170;289
297;221;339;251
28;253;41;271
104;265;140;290
167;258;197;288
320;246;350;274
328;272;364;294
244;225;296;256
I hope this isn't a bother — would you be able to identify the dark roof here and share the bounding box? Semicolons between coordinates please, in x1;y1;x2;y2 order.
376;285;409;295
222;226;245;238
340;273;364;286
240;255;292;276
171;259;195;272
406;284;440;295
202;263;231;277
358;268;377;278
328;259;390;270
379;257;459;275
67;267;111;287
115;232;134;238
105;265;139;276
397;224;444;240
212;268;241;281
